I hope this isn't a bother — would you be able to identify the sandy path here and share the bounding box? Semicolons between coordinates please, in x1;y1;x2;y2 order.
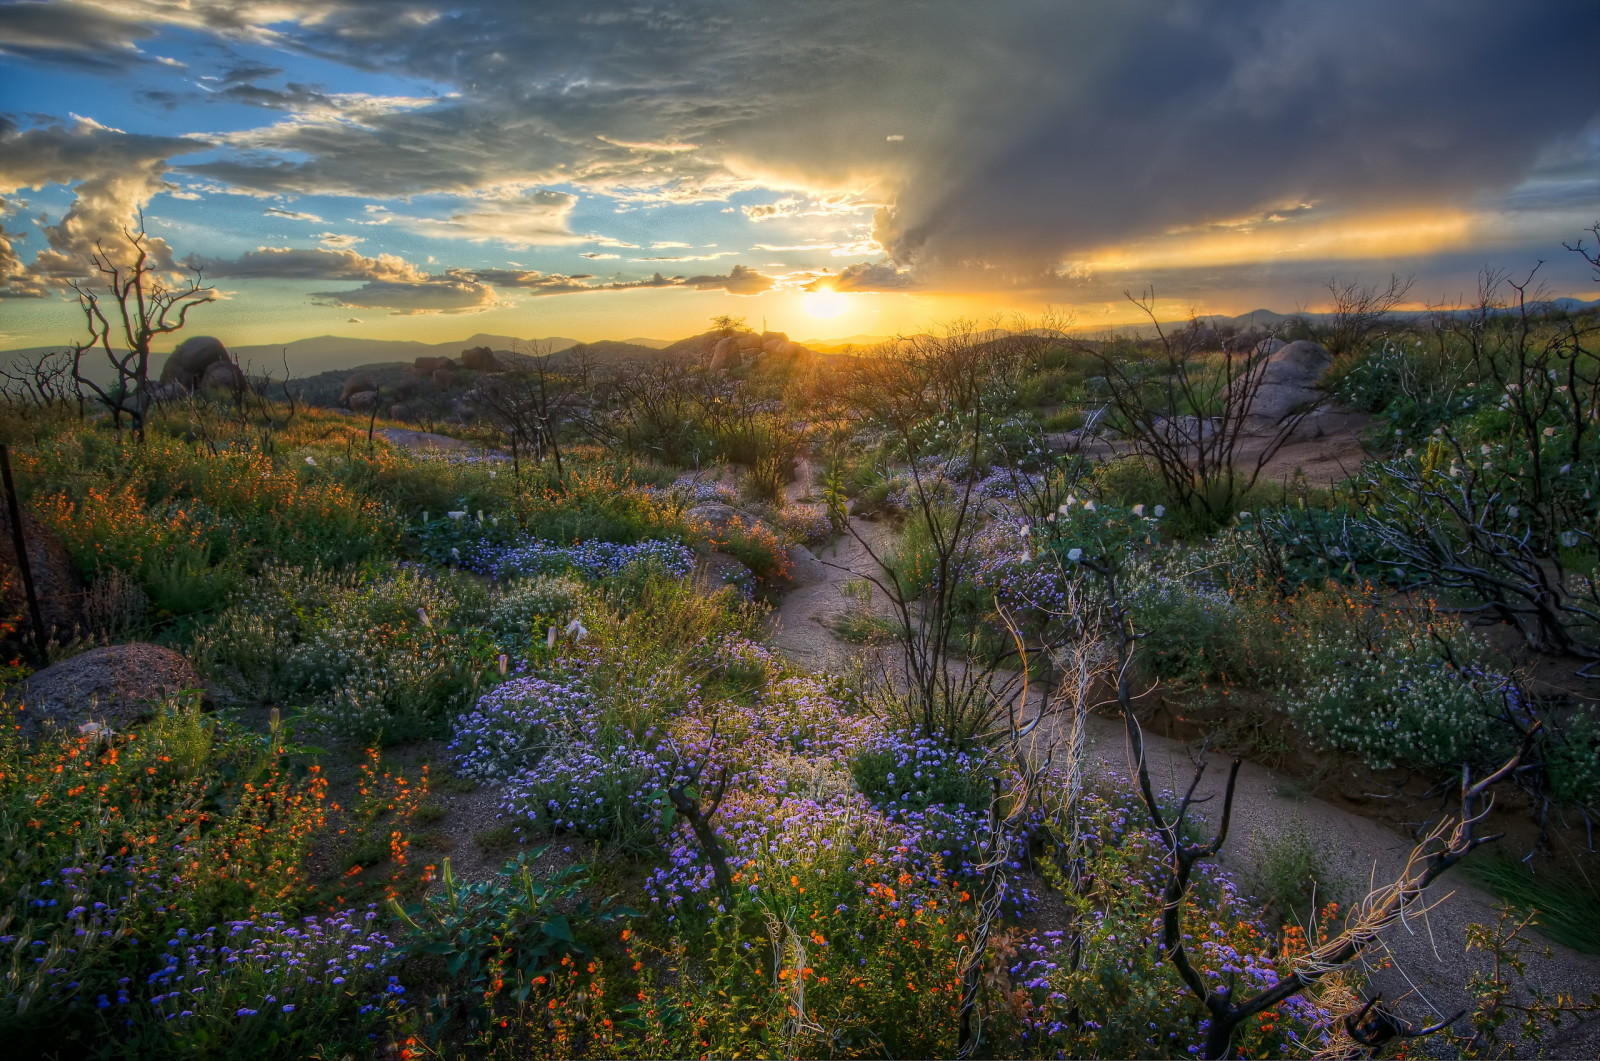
768;466;1600;1055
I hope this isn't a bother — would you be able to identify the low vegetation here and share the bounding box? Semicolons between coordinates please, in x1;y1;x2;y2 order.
2;243;1599;1058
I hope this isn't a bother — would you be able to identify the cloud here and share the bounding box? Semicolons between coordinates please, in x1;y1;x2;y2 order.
264;206;324;223
346;316;362;323
187;246;426;282
684;264;774;295
0;116;209;286
827;260;919;292
0;1;159;72
400;191;582;246
631;252;734;262
466;268;683;297
580;251;620;259
311;272;499;315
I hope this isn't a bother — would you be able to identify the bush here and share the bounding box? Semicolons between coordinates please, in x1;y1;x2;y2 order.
1278;593;1511;771
195;562;497;743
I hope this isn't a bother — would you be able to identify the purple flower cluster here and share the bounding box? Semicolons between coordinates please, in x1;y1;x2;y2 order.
779;505;834;544
144;908;403;1026
449;674;594;782
658;475;743;505
464;537;694;581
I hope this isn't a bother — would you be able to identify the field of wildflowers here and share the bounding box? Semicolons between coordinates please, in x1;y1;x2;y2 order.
2;302;1597;1057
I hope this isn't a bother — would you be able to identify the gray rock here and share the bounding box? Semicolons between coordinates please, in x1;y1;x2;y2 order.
198;359;246;394
709;337;742;370
461;346;504;373
340;371;379;406
783;543;828;587
347;389;379;413
159;336;230;390
734;332;764;352
687;503;762;535
17;643;202;736
1236;339;1333;427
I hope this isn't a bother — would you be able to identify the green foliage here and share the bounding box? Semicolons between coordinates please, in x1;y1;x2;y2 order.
194;562;497;743
393;853;629;1027
1241;820;1348;935
1278;593;1509;771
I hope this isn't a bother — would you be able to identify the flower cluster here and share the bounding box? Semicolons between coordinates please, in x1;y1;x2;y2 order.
466;537;694;582
142;909;404;1043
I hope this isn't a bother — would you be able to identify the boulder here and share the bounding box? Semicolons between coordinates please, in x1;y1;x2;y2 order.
760;330;788;344
414;356;454;375
460;346;504;373
768;340;806;358
141;380;188;405
687;503;762;535
1236;339;1333;427
0;507;84;649
346;389;379;413
198;360;246;394
709;337;742;371
340;371;379;407
16;643;202;737
431;366;457;391
734;332;764;352
783;543;828;587
387;402;412;421
159;336;230;390
1252;337;1288;358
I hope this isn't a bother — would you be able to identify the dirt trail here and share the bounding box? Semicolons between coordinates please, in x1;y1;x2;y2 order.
769;461;1600;1055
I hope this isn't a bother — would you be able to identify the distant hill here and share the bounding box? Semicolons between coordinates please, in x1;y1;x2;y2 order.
226;333;582;375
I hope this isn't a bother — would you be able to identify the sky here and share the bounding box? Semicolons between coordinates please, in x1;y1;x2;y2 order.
2;0;1598;351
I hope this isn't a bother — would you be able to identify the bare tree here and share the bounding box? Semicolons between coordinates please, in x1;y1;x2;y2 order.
67;215;214;442
1085;291;1308;528
474;341;581;484
1323;273;1414;357
1089;557;1534;1059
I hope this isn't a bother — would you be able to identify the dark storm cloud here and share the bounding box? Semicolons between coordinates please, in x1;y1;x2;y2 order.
0;1;159;71
826;261;918;292
874;0;1600;280
7;0;1598;301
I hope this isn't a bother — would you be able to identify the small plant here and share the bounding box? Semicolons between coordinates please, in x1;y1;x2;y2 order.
1242;819;1347;935
391;852;629;1026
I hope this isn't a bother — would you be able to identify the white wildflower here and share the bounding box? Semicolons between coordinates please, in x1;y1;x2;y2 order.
1153;505;1165;518
1132;503;1145;517
1067;548;1083;562
304;455;317;466
1083;500;1096;512
565;618;589;641
447;510;467;520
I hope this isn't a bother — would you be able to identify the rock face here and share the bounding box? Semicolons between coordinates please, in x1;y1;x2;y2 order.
340;371;379;407
460;346;504;373
0;507;84;649
734;333;764;352
198;360;246;394
709;337;742;370
17;643;201;736
783;543;828;587
159;336;233;391
346;389;379;413
1237;339;1333;427
687;503;760;535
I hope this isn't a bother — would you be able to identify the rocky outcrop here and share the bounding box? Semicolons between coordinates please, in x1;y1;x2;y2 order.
159;336;237;392
709;337;743;370
0;507;84;650
687;503;762;535
1236;339;1333;428
783;544;828;587
340;371;379;408
460;346;504;373
198;360;246;394
16;643;203;736
414;356;455;375
346;389;379;413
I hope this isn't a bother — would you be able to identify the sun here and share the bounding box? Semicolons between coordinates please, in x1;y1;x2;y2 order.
802;286;850;319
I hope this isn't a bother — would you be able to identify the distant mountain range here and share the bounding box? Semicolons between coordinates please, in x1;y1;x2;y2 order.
6;298;1594;380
